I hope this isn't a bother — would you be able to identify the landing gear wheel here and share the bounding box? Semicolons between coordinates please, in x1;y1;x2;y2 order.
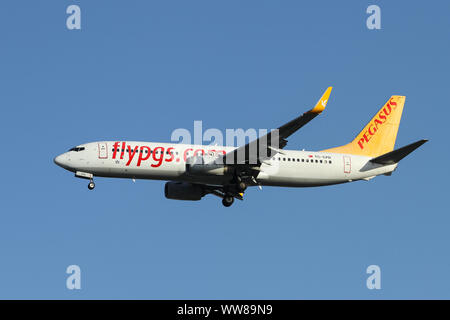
222;195;234;207
88;181;95;190
237;181;247;192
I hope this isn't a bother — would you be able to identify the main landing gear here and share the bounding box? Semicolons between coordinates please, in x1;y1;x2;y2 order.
222;194;234;207
219;177;247;207
88;180;95;190
237;181;247;192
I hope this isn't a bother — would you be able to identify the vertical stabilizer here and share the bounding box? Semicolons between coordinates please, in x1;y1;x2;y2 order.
322;96;405;157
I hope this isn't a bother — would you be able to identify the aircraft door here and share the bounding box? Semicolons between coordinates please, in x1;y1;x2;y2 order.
343;155;351;174
98;142;108;159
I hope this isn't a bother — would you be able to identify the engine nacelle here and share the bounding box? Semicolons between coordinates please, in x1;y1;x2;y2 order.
164;182;205;201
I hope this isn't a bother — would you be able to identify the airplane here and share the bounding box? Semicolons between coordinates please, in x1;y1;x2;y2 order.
54;87;427;207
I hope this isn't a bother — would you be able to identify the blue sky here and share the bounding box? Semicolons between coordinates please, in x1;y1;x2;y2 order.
0;0;449;299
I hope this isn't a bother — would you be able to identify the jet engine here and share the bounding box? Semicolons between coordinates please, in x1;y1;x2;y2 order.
164;182;205;201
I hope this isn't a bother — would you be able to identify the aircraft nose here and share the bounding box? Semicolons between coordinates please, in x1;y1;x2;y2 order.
54;155;63;166
54;154;67;168
54;152;75;171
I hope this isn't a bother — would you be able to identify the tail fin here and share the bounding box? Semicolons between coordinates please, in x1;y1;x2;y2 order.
322;95;405;157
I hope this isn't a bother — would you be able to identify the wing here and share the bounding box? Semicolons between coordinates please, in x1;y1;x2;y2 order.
220;87;332;166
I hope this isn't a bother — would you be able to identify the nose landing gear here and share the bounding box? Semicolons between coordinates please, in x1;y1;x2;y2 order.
75;171;95;190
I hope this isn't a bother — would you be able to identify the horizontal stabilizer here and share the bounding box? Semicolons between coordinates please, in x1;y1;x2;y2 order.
370;139;428;165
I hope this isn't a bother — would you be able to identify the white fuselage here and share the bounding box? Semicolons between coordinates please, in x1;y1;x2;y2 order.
54;141;397;187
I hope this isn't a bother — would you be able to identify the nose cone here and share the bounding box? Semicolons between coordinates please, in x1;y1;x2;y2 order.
54;155;64;167
54;153;71;170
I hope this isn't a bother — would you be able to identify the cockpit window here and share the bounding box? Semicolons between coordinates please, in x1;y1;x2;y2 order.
69;147;85;152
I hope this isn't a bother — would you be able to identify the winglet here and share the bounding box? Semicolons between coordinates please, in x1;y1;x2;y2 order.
310;86;333;114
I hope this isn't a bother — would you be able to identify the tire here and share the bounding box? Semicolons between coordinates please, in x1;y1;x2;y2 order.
237;181;247;192
222;195;234;207
88;182;95;190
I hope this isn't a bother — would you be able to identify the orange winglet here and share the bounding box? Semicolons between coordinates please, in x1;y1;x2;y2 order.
310;87;333;114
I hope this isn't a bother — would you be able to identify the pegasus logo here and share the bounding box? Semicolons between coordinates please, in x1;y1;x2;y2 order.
357;98;398;150
321;99;327;107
